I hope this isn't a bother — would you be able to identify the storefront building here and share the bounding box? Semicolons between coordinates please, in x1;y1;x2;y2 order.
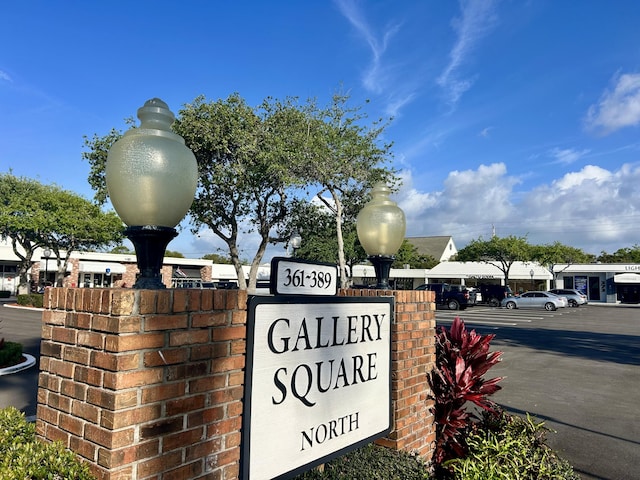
556;263;640;304
2;240;638;304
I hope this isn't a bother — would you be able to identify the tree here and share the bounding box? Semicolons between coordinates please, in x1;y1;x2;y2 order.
295;92;397;289
40;188;123;286
174;94;308;291
201;253;232;264
531;241;594;288
164;250;185;258
457;235;531;286
597;246;640;263
82;126;131;205
393;240;438;269
287;199;368;273
0;175;50;293
110;245;133;254
0;174;123;292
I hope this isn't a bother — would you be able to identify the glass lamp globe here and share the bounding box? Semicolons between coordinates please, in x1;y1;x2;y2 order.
356;183;406;256
106;98;198;228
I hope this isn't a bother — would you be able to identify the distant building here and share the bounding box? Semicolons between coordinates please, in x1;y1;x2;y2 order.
407;236;457;262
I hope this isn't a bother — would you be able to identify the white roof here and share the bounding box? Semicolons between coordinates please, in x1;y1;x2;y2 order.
428;261;552;280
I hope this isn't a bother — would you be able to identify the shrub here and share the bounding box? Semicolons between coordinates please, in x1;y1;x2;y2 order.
446;409;580;479
16;294;43;308
292;443;430;480
428;316;504;466
0;407;95;480
0;340;23;368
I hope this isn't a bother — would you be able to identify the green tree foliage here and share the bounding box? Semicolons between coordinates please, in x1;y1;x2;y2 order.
597;245;640;263
110;245;133;254
393;240;439;269
531;241;594;288
174;94;306;290
294;92;397;288
41;188;123;286
201;253;232;264
0;175;49;292
457;235;531;285
82;122;134;205
0;174;123;292
287;199;368;271
164;250;185;258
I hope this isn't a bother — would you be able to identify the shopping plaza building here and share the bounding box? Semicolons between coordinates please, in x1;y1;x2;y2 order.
1;238;639;304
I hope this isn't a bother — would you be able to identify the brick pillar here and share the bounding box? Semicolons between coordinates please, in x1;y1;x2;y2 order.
37;287;247;480
340;289;436;458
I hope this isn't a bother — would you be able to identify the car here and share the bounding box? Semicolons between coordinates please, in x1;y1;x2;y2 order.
501;291;567;311
548;288;587;307
477;284;514;306
416;283;474;310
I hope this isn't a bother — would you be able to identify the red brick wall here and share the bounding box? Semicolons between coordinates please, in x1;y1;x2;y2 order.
340;289;436;457
37;288;435;480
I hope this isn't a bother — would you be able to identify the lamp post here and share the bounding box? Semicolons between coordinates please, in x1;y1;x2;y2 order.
289;230;302;257
356;183;406;289
43;248;51;288
106;98;198;289
530;269;534;288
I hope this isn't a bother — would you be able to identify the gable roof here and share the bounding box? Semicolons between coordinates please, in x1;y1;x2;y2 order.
407;236;457;262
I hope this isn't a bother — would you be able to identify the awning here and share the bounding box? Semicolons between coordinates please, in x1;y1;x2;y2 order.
614;273;640;284
78;261;126;274
39;260;72;272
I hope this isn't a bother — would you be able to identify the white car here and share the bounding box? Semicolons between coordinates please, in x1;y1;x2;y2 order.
502;291;567;311
549;288;587;307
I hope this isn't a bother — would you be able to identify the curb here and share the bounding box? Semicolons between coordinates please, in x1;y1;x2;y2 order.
0;353;37;376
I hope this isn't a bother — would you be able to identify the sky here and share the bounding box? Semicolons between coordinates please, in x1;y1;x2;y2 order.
3;0;640;261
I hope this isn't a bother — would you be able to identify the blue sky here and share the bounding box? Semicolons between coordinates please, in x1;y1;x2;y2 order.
2;0;640;260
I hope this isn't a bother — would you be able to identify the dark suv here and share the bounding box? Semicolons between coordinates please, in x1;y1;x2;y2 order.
478;284;513;307
416;283;475;310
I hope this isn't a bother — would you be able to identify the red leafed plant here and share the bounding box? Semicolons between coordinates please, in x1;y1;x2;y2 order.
428;316;504;466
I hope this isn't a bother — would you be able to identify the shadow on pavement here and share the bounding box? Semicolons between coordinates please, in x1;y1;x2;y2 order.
489;326;640;366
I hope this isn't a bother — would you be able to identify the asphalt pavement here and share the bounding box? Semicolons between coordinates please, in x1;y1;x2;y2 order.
0;299;42;419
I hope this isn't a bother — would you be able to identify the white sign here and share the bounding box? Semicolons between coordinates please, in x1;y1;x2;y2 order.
270;257;338;296
241;296;393;480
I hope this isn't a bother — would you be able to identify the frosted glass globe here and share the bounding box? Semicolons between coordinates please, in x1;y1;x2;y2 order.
106;98;198;228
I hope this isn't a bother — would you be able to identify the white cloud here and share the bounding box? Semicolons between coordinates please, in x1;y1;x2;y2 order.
0;70;11;82
401;162;640;255
548;147;591;165
400;163;520;243
437;0;499;108
334;0;401;95
478;126;493;138
586;72;640;134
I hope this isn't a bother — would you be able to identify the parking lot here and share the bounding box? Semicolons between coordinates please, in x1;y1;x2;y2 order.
436;304;640;480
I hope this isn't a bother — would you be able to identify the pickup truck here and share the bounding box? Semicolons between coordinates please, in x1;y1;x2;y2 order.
416;283;475;310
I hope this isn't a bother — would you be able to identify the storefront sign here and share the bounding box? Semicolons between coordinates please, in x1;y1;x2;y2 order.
241;296;393;480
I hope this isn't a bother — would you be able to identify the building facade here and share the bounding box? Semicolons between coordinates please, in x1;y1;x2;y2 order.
2;240;638;303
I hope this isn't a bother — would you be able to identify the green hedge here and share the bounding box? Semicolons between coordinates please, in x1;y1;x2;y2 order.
16;294;43;308
0;407;95;480
293;443;430;480
0;341;23;368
